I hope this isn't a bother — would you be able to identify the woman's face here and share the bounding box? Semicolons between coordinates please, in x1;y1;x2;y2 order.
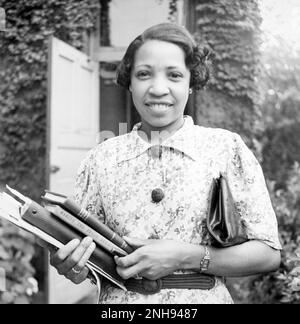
130;40;191;136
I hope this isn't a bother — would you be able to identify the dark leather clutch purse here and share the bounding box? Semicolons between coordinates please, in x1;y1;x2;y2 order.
207;175;248;248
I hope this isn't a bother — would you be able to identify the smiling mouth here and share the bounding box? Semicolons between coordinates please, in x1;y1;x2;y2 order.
145;103;173;110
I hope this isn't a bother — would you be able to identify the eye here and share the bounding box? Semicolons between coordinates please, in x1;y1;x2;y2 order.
136;70;151;79
169;72;183;80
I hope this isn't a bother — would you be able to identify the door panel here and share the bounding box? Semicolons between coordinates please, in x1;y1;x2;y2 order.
47;36;99;304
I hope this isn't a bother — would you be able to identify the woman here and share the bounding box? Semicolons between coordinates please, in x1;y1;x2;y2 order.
48;23;281;304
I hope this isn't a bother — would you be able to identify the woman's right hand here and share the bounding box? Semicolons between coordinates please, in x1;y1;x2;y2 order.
37;237;96;285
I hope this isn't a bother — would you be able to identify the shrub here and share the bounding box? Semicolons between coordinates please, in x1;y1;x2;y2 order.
232;163;300;304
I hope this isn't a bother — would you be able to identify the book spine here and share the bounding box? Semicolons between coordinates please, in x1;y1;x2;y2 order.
22;201;122;282
47;205;127;257
64;200;134;254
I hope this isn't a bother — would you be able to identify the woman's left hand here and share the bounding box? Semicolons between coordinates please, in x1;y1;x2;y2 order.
114;237;186;280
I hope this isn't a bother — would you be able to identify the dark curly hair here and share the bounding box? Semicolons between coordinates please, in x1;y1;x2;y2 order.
116;23;212;91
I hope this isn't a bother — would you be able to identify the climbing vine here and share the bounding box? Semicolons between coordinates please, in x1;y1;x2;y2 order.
156;0;179;21
196;0;262;102
194;0;262;142
0;0;100;304
100;0;111;46
168;0;178;22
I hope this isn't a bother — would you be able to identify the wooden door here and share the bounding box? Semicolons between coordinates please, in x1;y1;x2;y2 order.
47;36;99;304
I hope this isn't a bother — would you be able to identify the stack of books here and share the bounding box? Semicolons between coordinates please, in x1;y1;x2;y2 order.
0;186;133;291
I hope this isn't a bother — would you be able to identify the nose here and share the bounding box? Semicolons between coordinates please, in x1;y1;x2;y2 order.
148;77;170;97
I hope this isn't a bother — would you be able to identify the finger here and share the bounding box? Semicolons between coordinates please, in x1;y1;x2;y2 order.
65;242;96;283
56;237;94;274
50;239;80;267
66;266;90;285
74;266;89;284
123;236;149;249
116;263;145;280
114;250;141;268
76;241;96;270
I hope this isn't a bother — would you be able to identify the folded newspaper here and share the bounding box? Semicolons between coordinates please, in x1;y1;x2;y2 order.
0;186;127;297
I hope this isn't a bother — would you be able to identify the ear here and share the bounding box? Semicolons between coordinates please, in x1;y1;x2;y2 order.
189;88;193;95
129;85;132;92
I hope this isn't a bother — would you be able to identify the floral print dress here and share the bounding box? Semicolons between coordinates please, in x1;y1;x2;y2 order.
74;116;281;304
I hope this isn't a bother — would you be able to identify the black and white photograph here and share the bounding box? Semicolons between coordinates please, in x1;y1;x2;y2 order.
0;0;299;306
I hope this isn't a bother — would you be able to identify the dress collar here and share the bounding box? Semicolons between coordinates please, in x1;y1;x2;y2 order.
117;116;200;164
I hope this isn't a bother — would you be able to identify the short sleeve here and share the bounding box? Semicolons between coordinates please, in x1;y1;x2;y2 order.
226;133;282;250
73;150;106;223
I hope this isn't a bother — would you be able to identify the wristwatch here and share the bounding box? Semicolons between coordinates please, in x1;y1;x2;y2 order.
199;246;210;272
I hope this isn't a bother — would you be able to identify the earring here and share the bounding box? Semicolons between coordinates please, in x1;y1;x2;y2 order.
189;89;193;95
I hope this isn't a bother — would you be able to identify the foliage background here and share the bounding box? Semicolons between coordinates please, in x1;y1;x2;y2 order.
219;0;300;304
240;8;300;304
0;0;300;304
194;0;263;149
0;0;100;304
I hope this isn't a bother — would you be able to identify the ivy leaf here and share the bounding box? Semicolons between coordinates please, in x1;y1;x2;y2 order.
289;278;300;292
280;295;292;304
0;291;15;304
0;245;11;260
276;273;287;281
290;267;300;277
0;261;13;272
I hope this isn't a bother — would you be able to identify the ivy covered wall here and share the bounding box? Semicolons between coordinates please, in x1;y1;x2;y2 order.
0;0;100;199
194;0;262;145
0;0;100;303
